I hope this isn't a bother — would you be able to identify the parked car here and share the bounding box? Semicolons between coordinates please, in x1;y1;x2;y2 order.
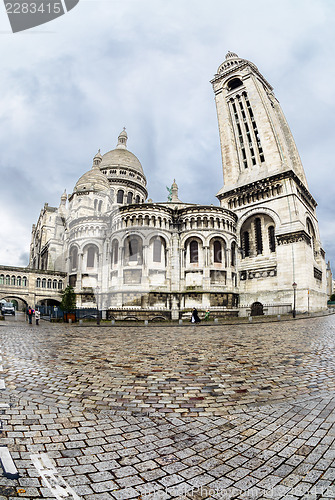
1;302;15;315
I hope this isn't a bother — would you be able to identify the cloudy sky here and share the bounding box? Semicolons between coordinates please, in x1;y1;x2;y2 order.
1;0;335;269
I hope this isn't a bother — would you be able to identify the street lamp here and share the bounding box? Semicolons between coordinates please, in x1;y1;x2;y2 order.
96;285;100;326
292;282;297;318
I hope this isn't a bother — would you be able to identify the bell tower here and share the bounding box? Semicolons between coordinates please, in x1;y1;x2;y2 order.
211;52;327;312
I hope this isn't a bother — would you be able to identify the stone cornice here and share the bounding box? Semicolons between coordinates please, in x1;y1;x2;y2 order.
276;231;311;246
217;170;317;208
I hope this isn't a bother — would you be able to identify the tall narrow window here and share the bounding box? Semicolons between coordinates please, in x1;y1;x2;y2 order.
47;279;52;289
135;195;140;204
255;218;263;255
11;276;15;286
42;278;46;288
53;280;57;289
87;247;96;268
36;278;41;288
190;241;199;263
243;231;250;258
17;276;21;286
112;240;119;265
213;241;222;263
127;192;133;204
231;242;236;267
117;190;124;204
70;247;78;271
129;238;139;262
5;275;10;285
94;199;98;211
22;277;27;286
98;200;103;212
268;226;275;252
0;275;3;285
153;238;162;263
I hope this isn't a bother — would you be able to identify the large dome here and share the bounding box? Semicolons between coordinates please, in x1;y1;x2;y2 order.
99;129;144;174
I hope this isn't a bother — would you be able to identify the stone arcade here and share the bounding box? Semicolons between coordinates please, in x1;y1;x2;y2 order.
2;52;327;318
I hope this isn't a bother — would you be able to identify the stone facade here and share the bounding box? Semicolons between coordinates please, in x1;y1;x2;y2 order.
24;53;328;317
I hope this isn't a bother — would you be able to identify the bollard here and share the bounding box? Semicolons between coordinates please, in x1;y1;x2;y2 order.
144;320;148;326
79;319;83;325
214;318;219;324
248;316;252;323
111;319;115;325
179;319;183;325
277;315;281;321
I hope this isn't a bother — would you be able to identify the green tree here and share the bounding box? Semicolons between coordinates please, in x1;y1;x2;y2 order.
60;285;76;312
330;294;335;302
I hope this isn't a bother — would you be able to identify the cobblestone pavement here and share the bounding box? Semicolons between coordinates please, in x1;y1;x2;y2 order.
0;316;335;499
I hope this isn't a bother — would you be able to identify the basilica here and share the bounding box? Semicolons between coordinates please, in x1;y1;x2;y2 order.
27;52;327;319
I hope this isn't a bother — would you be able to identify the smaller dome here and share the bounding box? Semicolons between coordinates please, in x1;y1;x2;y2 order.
74;164;110;194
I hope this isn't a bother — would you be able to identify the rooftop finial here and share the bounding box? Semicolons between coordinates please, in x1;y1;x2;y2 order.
117;128;128;149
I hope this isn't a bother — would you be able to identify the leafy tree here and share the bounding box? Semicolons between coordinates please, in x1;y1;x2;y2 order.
60;285;76;312
330;294;335;302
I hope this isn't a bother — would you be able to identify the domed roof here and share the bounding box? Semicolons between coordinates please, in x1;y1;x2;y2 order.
74;163;110;193
99;129;144;174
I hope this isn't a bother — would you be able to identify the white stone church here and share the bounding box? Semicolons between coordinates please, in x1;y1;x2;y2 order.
28;52;327;319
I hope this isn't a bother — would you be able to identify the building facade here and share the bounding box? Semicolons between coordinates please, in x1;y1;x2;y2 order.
2;53;327;318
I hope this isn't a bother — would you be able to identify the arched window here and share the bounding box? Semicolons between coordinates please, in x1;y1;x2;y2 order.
213;241;222;263
112;240;119;265
129;238;139;262
70;247;78;271
94;199;98;211
11;275;15;286
153;238;162;263
53;280;57;289
98;200;102;212
268;226;275;252
0;275;3;285
22;277;27;287
42;278;46;288
47;279;52;289
5;275;10;285
58;281;63;290
86;246;97;268
17;276;21;286
227;77;243;91
117;190;124;204
190;241;199;263
135;195;140;204
127;192;133;204
231;242;236;267
36;278;41;288
125;236;143;264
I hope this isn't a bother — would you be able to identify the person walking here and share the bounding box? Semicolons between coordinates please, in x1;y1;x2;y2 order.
191;308;201;324
27;306;33;325
35;309;40;326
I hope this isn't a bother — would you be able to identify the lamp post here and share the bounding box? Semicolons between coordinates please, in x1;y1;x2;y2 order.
292;282;297;318
96;285;100;326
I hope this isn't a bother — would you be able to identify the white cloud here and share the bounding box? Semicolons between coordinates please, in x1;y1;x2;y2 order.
1;0;335;269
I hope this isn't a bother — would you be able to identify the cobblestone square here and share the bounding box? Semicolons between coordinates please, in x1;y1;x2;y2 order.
1;315;335;499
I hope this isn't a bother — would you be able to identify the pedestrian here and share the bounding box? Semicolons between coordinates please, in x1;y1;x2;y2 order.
35;309;40;326
27;306;33;324
191;307;201;324
204;309;210;321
